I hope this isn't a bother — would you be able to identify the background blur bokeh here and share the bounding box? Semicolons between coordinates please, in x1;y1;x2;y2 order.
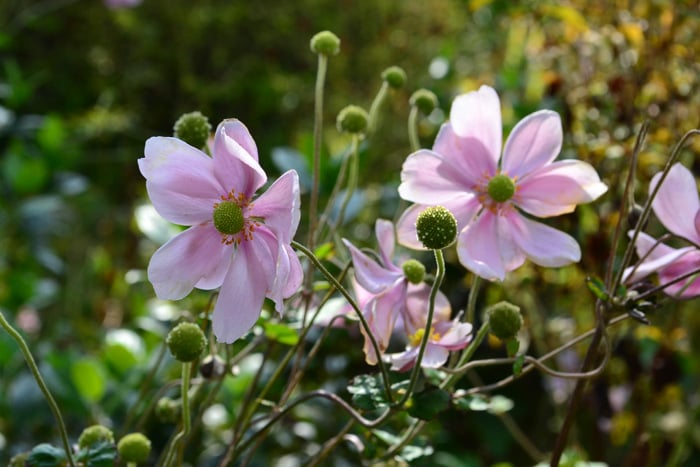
1;0;699;465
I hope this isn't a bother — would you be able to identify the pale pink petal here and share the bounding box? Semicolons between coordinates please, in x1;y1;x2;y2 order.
282;244;304;297
254;228;298;315
389;346;420;372
502;110;562;178
658;250;700;297
148;224;230;300
361;286;404;365
402;283;451;333
251;170;301;243
343;239;403;293
650;163;700;243
396;195;481;250
420;344;450;368
457;211;510;281
212;240;273;343
212;120;267;197
449;85;502;168
398;149;473;204
623;232;696;283
506;211;581;267
375;219;399;269
140;137;223;225
432;122;498;185
516;160;608;217
434;320;473;350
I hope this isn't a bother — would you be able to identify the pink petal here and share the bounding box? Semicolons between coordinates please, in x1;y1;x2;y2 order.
148;224;231;300
658;250;700;297
434;320;473;350
516;160;608;217
251;170;301;243
432;122;498;185
212;240;274;343
457;211;525;281
623;232;695;283
361;286;404;365
343;239;403;293
375;219;398;269
402;282;451;333
449;85;502;169
212;120;267;197
650;163;700;243
254;228;301;315
502;110;562;178
389;347;419;372
282;243;304;297
398;149;473;204
140;137;223;225
506;210;581;267
419;344;450;368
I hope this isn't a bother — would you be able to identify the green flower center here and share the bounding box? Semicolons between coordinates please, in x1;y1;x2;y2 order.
487;174;516;203
213;201;244;235
401;259;426;285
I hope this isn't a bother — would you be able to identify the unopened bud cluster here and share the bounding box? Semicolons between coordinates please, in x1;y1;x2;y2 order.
486;301;523;340
381;66;407;89
310;30;340;56
410;89;438;115
415;206;457;250
117;433;152;464
167;321;206;362
337;105;369;134
173;111;211;149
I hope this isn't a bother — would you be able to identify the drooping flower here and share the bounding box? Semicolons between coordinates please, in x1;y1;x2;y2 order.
139;119;303;343
397;85;608;280
343;219;450;364
623;163;700;297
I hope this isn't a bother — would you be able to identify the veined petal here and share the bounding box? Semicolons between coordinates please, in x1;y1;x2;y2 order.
389;347;419;372
375;219;399;271
650;163;700;243
140;137;223;225
212;239;273;343
419;345;450;368
361;286;404;365
148;224;230;300
502;110;562;178
623;231;695;283
251;170;301;243
282;243;304;297
434;320;473;350
254;228;300;315
398;149;472;204
506;211;581;267
403;282;451;334
343;239;403;293
658;250;700;298
457;211;508;281
432;122;498;185
212;119;267;197
516;160;608;217
449;85;502;168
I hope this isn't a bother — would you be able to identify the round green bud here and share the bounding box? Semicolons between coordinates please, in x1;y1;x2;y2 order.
336;105;369;134
415;206;458;250
381;66;407;89
117;433;151;464
199;354;227;379
487;174;516;203
213;200;244;235
173;111;211;149
78;424;115;449
155;397;180;423
409;89;438;115
486;301;523;340
166;322;206;363
402;259;426;284
310;30;340;56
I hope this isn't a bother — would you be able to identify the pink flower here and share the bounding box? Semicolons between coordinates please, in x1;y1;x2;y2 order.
343;219;451;365
139;119;303;343
397;85;607;280
623;163;700;297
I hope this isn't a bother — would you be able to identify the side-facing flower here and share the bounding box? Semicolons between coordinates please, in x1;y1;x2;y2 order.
343;219;450;364
623;163;700;297
397;85;607;280
139;119;303;342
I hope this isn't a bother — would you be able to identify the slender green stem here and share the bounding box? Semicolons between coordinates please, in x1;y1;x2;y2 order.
465;276;481;325
407;105;421;152
0;311;76;467
291;240;394;402
368;82;389;134
396;248;445;407
441;320;490;390
164;362;193;466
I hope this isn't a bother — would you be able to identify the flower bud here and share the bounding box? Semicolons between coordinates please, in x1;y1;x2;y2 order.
310;30;340;56
78;424;115;449
199;354;227;379
409;89;438;115
402;259;426;284
117;433;151;464
486;301;523;340
155;397;180;423
337;105;369;134
415;206;457;250
166;322;206;363
173;111;211;149
381;66;407;89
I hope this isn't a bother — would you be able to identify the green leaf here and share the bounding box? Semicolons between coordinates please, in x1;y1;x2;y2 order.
487;395;514;415
263;322;299;346
71;357;106;403
512;353;525;376
76;440;118;467
454;394;490;412
585;276;609;301
505;338;520;358
313;242;334;261
347;374;389;411
407;386;451;420
27;443;66;467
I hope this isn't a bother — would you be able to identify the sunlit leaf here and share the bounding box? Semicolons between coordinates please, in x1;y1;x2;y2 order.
263;322;299;346
407;386;450;420
71;357;106;403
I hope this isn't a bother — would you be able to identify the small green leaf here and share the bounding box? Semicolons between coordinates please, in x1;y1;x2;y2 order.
347;374;389;411
487;395;514;414
454;394;490;412
505;338;520;357
313;242;335;261
512;353;525;376
27;443;67;467
71;357;106;403
263;322;299;346
76;440;118;467
586;276;609;301
407;386;451;420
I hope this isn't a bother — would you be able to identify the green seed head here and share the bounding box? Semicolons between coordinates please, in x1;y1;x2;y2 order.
173;111;211;149
415;206;458;250
409;89;438;115
487;301;523;340
381;66;407;89
155;397;180;423
213;201;244;235
310;30;341;55
117;433;152;464
337;105;369;134
487;174;516;203
78;425;115;449
166;322;206;363
402;259;426;284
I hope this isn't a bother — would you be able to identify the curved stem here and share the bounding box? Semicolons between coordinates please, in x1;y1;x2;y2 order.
164;362;193;466
368;82;389;134
0;312;76;467
407;106;421;153
465;276;481;326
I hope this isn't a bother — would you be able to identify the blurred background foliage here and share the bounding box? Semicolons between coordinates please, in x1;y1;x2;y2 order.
1;0;699;465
